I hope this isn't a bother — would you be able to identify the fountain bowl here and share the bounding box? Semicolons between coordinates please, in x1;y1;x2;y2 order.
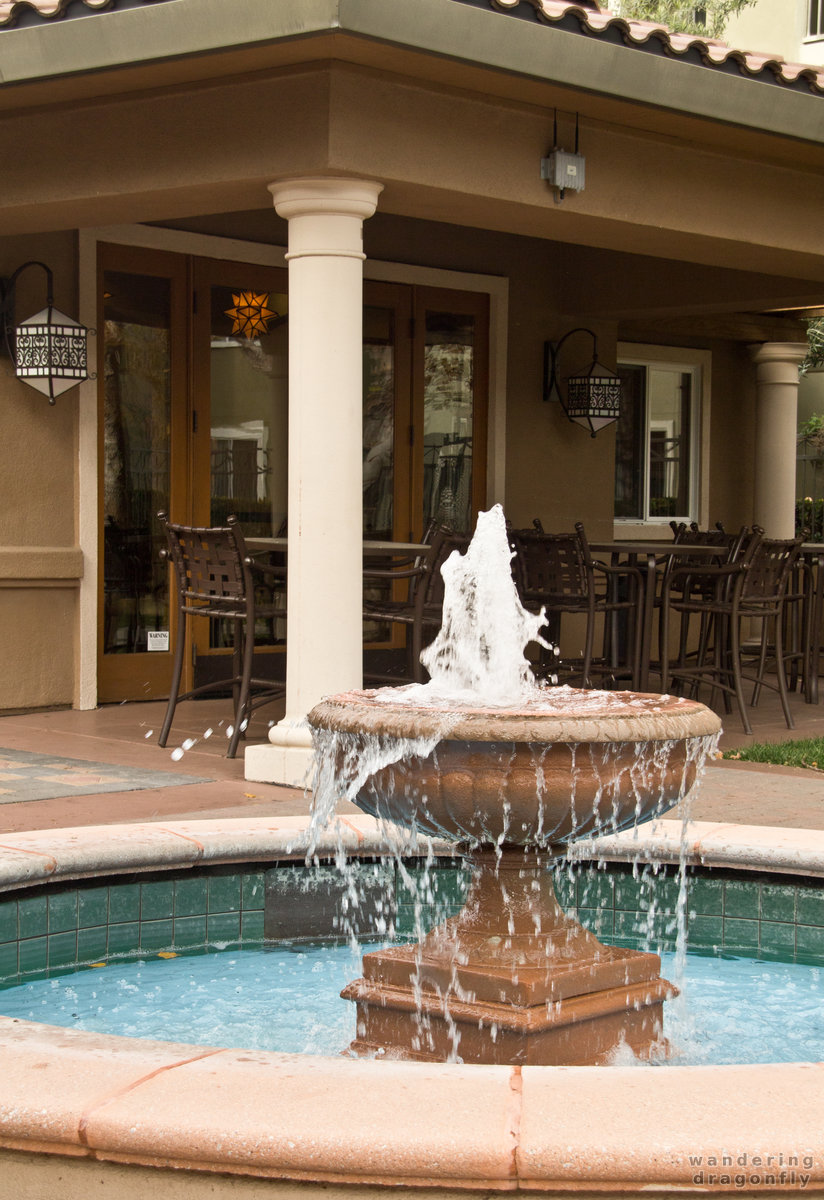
309;687;721;848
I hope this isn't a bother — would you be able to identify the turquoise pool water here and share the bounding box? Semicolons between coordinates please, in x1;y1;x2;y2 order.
1;942;822;1065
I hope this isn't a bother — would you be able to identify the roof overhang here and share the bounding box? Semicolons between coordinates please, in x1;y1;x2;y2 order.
0;0;822;159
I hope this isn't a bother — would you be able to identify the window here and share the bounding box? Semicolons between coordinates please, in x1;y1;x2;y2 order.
809;0;824;37
614;349;703;526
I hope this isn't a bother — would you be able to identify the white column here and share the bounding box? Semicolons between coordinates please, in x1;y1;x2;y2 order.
245;176;383;788
750;343;806;538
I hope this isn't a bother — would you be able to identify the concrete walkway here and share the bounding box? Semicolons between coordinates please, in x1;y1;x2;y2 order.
0;683;822;834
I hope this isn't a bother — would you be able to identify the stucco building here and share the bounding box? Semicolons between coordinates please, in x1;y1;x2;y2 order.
1;0;823;784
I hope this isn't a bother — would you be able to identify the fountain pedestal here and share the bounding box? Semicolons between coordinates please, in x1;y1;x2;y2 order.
342;850;674;1065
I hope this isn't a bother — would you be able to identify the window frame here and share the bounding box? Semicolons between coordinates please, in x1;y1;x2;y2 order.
613;343;710;539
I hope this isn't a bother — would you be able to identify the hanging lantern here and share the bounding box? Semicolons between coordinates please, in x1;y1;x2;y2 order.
1;261;90;405
224;291;277;340
543;328;622;438
565;358;622;437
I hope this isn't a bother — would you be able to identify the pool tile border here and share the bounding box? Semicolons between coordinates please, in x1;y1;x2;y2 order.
0;816;822;1192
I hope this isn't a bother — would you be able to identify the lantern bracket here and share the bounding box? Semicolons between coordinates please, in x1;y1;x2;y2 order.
543;327;622;438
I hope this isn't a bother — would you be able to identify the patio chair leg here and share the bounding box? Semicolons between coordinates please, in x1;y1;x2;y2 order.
729;613;753;736
158;606;187;749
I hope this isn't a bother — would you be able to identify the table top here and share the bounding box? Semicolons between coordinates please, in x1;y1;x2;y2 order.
589;540;726;558
247;538;427;554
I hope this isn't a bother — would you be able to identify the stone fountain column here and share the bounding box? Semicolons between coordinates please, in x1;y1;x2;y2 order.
245;176;383;788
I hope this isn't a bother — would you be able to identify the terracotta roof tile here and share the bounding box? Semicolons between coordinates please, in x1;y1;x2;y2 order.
489;0;824;93
0;0;822;96
0;0;169;24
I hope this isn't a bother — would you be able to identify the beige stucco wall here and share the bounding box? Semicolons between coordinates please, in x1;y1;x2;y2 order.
0;34;818;708
724;0;818;66
0;231;81;711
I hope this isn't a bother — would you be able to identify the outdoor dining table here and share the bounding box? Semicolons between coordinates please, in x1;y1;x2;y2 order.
246;538;427;556
588;540;728;693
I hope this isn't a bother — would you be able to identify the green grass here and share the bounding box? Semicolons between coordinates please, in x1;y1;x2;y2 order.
722;737;824;770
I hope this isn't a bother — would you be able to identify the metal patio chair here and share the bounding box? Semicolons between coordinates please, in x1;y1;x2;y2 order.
157;512;286;758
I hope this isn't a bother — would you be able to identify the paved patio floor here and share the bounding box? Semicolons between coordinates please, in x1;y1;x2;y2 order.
0;681;822;833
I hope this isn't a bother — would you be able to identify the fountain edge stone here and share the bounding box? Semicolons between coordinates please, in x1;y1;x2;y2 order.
0;815;823;1194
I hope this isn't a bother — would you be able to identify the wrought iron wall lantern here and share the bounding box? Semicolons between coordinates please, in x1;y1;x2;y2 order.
543;328;622;437
0;260;91;404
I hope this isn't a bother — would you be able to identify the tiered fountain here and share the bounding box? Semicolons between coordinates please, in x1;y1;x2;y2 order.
308;506;720;1066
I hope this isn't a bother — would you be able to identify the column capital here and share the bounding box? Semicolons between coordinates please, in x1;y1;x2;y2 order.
749;341;808;368
268;176;383;221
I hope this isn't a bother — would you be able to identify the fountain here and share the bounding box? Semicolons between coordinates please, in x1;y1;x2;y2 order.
308;506;720;1066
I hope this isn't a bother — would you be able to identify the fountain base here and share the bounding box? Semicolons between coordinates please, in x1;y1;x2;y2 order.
342;851;676;1066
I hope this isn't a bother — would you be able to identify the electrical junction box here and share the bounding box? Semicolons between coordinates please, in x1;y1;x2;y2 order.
540;151;586;192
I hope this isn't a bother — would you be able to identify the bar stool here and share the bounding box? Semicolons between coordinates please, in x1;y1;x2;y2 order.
157;512;286;758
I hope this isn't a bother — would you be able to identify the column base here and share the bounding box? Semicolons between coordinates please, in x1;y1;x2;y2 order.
244;718;315;787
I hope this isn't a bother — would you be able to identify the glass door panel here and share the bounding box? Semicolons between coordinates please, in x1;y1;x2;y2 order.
98;245;189;701
414;289;489;537
207;282;289;539
192;260;289;661
363;304;396;541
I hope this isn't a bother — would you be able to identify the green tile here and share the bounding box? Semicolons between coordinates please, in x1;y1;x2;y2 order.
48;890;78;934
613;874;647;912
174;877;208;918
552;870;576;909
0;942;18;980
109;884;141;924
687;914;723;948
723;917;760;952
796;924;824;960
241;911;264;942
17;895;48;939
77;926;109;964
646;875;681;916
796;888;824;928
107;921;140;957
758;921;796;957
141;880;175;921
429;869;469;905
0;900;17;943
18;936;47;976
208;874;242;914
241;872;265;911
723;880;761;920
139;919;174;953
393;907;421;937
173;915;207;950
78;888;109;929
687;876;724;917
578;906;614;938
759;884;796;924
650;913;679;948
207;912;241;943
577;871;614;909
613;908;651;941
48;930;78;968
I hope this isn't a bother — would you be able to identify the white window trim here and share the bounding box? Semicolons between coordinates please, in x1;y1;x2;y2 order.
613;342;711;541
77;223;508;708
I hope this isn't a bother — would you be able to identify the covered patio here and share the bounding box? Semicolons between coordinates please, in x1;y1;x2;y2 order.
1;0;823;786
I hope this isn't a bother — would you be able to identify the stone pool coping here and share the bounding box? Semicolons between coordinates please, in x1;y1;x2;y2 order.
0;814;822;1192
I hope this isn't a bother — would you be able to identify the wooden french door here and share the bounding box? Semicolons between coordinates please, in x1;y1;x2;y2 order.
97;243;489;702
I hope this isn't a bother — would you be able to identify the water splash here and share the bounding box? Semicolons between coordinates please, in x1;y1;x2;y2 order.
414;504;553;705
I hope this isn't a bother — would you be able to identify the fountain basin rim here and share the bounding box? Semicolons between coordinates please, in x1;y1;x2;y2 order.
1;815;823;1192
308;689;721;744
